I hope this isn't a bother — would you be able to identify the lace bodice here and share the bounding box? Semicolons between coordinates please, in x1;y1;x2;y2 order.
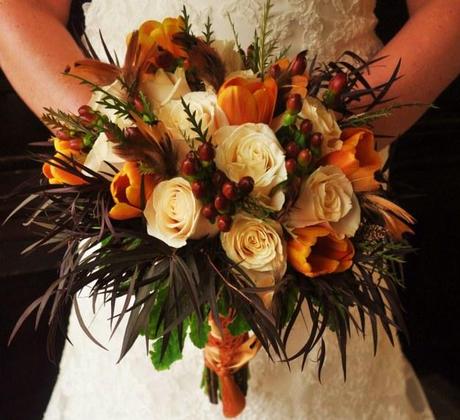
44;1;431;419
83;0;382;63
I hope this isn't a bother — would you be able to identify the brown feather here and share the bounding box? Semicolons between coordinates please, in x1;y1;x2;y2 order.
172;32;226;91
68;59;120;86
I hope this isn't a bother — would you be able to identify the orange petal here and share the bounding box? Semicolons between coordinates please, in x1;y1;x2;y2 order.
218;85;259;125
109;202;142;220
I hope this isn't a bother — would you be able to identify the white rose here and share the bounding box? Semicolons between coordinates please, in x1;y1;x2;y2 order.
221;214;287;305
158;91;228;140
158;91;228;163
287;165;360;237
83;132;125;179
299;96;342;156
144;177;217;248
140;67;191;109
211;40;243;75
214;123;287;211
88;80;132;129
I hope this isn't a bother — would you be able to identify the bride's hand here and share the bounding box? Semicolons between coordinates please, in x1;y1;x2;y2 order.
0;0;91;118
367;0;460;148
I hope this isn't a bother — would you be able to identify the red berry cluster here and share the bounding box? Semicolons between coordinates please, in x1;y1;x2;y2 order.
282;94;323;177
180;142;254;232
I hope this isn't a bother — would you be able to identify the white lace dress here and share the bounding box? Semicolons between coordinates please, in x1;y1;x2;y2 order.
45;1;433;419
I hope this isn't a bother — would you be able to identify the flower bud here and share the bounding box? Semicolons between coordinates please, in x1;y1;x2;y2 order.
286;93;302;114
216;214;233;232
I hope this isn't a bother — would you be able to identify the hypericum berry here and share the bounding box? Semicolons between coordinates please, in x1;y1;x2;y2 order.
300;119;313;135
286;93;302;114
214;194;230;212
197;142;215;162
78;105;92;116
68;138;83;151
328;72;347;93
238;176;255;195
268;63;281;79
55;128;72;140
212;170;227;188
201;203;218;221
133;96;144;113
155;49;175;69
285;158;297;175
78;105;97;125
310;132;323;148
297;149;312;167
222;181;239;201
181;157;199;176
290;51;307;76
216;214;233;232
191;180;207;199
285;141;300;159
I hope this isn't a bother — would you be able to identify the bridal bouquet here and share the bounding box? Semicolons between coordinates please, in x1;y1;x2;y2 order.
10;2;414;417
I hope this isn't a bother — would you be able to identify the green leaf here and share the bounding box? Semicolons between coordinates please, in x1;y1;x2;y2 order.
228;313;251;336
150;328;185;371
189;311;210;349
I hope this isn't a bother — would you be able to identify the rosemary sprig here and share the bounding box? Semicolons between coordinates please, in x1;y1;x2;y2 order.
202;15;215;45
42;108;93;136
253;0;280;77
180;97;210;143
340;103;432;128
180;5;193;36
226;13;245;64
65;72;134;120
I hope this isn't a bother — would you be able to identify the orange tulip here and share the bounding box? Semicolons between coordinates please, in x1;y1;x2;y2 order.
42;139;87;185
109;162;156;220
288;226;354;278
321;128;381;192
138;18;186;59
217;76;278;125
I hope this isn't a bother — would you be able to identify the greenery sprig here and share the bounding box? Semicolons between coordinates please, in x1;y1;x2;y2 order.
180;97;210;143
202;15;215;45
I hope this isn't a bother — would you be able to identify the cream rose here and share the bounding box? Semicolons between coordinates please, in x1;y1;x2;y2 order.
144;177;217;248
221;214;287;305
140;67;191;109
287;165;360;237
83;132;125;179
158;91;228;141
89;80;132;129
214;123;287;210
211;40;243;75
299;96;342;156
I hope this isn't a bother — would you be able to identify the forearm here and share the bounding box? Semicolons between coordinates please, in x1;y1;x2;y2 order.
364;0;460;148
0;0;91;118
